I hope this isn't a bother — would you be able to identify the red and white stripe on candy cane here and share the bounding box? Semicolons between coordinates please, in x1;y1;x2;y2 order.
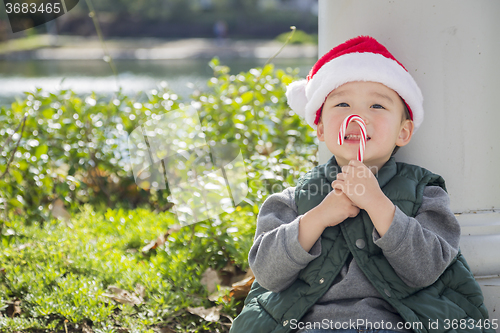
337;114;367;162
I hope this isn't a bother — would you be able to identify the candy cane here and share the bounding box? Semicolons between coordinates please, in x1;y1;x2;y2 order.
337;114;367;162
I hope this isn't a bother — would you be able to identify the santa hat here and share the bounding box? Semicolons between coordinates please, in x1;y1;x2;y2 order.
286;36;423;131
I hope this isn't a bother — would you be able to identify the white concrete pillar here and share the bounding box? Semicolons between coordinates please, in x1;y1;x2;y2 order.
318;0;499;328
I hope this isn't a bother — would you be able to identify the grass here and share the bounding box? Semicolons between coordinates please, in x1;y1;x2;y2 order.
0;204;255;332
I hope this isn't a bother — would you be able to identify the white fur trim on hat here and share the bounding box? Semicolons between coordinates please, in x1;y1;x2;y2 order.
289;52;424;131
285;79;308;118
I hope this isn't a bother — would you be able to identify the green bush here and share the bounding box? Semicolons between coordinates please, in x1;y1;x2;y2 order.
0;58;317;223
0;59;318;331
0;205;256;332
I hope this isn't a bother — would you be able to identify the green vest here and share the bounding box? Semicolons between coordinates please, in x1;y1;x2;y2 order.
230;157;493;333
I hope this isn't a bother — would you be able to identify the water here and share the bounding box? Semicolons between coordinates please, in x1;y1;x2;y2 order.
0;57;316;106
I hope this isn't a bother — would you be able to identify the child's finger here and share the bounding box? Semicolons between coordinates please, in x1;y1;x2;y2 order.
331;180;345;192
332;179;344;186
341;165;351;175
332;188;343;195
348;159;363;167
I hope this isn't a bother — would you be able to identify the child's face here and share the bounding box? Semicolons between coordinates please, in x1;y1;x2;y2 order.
317;81;414;170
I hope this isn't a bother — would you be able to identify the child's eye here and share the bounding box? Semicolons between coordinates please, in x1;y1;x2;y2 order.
371;104;385;109
335;102;350;107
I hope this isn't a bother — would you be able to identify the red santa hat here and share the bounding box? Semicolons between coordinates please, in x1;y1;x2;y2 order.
286;36;423;131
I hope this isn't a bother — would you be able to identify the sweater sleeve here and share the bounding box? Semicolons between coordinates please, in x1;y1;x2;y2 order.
373;186;461;288
248;187;322;293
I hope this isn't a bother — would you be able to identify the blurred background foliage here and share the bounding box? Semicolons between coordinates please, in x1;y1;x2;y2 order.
0;0;318;40
0;57;317;225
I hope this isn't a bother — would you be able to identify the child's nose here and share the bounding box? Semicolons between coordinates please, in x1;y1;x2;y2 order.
351;113;369;125
349;108;369;125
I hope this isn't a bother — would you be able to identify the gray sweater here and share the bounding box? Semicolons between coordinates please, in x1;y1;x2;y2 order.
249;186;461;332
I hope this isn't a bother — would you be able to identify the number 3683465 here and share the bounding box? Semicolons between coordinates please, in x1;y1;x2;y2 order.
5;2;62;14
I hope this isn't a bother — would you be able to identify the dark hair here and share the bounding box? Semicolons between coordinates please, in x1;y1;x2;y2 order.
391;101;412;156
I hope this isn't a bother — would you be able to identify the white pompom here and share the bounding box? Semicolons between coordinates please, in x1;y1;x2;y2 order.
285;79;308;118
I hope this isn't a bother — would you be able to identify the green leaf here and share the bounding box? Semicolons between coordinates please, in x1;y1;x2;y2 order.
209;57;220;69
9;197;23;208
10;169;23;184
42;108;54;119
240;91;254;105
34;145;48;158
261;64;274;77
18;160;29;171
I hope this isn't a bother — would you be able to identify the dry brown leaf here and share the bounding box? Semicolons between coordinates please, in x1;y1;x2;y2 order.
141;224;182;253
101;285;143;306
141;234;165;253
81;321;94;333
135;283;146;299
220;262;236;275
230;267;254;285
229;276;255;300
12;300;21;317
6;299;21;318
200;268;221;294
217;262;254;286
218;262;239;286
187;305;223;322
228;269;255;301
229;273;247;285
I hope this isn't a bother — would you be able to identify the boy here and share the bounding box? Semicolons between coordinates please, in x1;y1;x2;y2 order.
230;36;494;333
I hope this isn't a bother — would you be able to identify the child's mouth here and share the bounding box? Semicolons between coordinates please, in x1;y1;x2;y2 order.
344;134;371;141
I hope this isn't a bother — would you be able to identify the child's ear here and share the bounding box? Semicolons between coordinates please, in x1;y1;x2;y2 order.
396;119;414;147
316;118;325;142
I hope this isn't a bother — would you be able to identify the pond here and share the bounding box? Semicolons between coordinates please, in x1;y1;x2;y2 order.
0;57;316;106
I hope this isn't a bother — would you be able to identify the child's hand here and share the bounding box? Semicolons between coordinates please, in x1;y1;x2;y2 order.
332;160;385;211
332;160;395;237
316;187;360;228
299;187;359;252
